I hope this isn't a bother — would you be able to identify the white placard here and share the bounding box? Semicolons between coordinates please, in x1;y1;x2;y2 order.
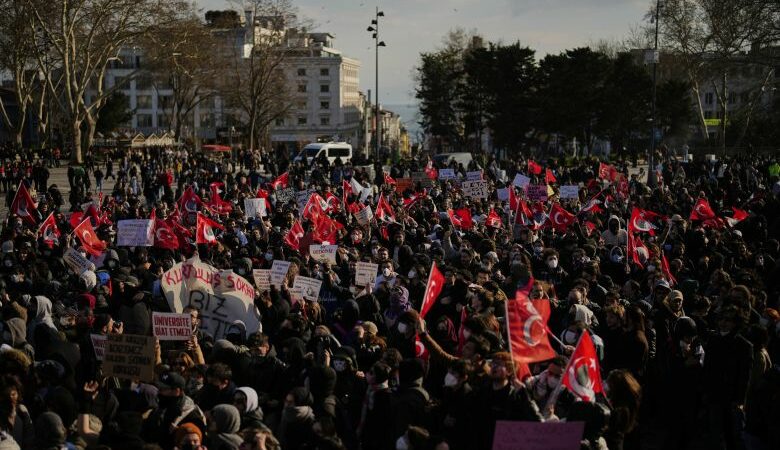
244;198;267;218
252;269;271;292
270;260;291;288
310;244;338;264
355;205;373;226
438;168;456;180
560;185;580;200
513;173;531;188
293;276;323;302
117;219;154;247
152;312;192;341
466;170;483;181
497;188;510;202
64;247;96;274
91;334;107;361
462;180;489;200
355;262;378;287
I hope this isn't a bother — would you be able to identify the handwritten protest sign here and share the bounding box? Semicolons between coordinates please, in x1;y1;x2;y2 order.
355;205;373;226
560;185;580;200
395;178;414;194
117;219;154;246
152;312;192;341
497;188;510;202
310;244;338;264
492;421;584;450
90;334;107;361
244;198;267;218
355;262;378;287
513;173;531;188
270;260;291;288
64;247;96;274
293;276;323;302
161;256;261;339
103;334;155;382
252;269;271;292
438;168;456;180
297;189;316;211
275;187;296;205
527;184;549;202
467;170;483;181
462;180;489;200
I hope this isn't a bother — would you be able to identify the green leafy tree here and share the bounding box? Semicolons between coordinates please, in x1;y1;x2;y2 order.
597;53;652;152
415;49;464;151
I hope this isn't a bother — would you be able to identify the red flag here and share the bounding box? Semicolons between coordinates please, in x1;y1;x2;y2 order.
73;218;106;256
178;186;202;214
384;172;396;185
376;193;396;222
324;192;341;213
151;209;179;250
690;198;716;221
508;186;519;211
207;182;233;215
302;193;325;222
486;209;503;228
256;188;272;213
454;208;474;229
10;182;37;225
312;216;342;244
38;212;60;248
726;207;749;227
284;221;305;251
628;207;664;235
425;159;438;180
506;280;556;367
195;213;224;245
661;251;677;286
627;228;648;267
545;168;557;184
561;331;604;402
415;335;430;360
548;203;576;231
271;172;289;190
527;160;542;175
420;262;445;319
598;162;619;182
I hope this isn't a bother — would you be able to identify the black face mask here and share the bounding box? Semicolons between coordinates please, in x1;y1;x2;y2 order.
158;394;179;409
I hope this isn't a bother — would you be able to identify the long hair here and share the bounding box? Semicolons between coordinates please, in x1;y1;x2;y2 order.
606;369;642;433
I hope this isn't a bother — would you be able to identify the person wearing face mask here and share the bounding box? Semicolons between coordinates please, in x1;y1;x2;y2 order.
358;361;394;450
437;360;472;450
537;249;568;292
601;215;627;247
330;346;365;448
524;356;566;418
146;371;207;449
375;261;397;291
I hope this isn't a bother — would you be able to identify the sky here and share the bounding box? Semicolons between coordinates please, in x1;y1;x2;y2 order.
198;0;650;106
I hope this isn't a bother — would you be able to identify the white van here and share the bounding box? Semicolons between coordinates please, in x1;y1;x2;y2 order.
432;152;475;169
294;142;353;165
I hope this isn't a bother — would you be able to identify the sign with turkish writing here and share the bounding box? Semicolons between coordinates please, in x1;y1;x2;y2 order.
466;170;483;181
310;244;338;264
270;260;291;288
152;312;192;341
492;421;584;450
527;184;549;202
293;275;323;302
63;247;95;274
513;173;531;188
252;269;271;293
355;261;378;287
244;198;267;218
438;168;456;180
355;205;373;226
117;219;154;246
161;256;260;340
103;334;155;382
275;187;296;205
462;180;489;200
560;185;580;200
90;334;107;361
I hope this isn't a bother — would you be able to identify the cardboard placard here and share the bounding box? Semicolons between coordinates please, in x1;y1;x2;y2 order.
492;421;584;450
152;312;192;341
462;180;489;200
270;260;291;288
90;334;107;361
527;184;549;202
161;256;261;339
64;247;96;274
355;205;373;226
103;334;155;382
117;219;154;246
275;187;296;205
513;173;531;188
497;188;510;202
244;198;267;218
310;244;338;264
355;262;378;287
395;178;414;194
560;185;579;200
466;170;483;181
438;168;456;180
293;276;323;302
252;269;271;292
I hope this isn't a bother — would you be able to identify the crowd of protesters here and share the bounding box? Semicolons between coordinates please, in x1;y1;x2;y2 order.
0;142;778;450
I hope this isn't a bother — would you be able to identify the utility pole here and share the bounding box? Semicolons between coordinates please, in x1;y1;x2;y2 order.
647;0;661;188
367;8;385;162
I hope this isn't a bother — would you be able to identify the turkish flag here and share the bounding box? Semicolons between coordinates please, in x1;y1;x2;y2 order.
10;181;38;225
324;192;341;213
527;160;542;175
506;280;556;368
302;193;325;222
420;262;445;318
486;209;503;228
73;218;107;256
38;212;60;248
627;228;648;267
561;331;604;402
548;203;576;231
376;193;396;222
195;213;224;245
313;216;342;244
454;208;474;229
628;207;664;235
207;182;233;215
178;186;202;214
508;186;519;211
284;220;305;251
151;210;179;250
425;159;438;180
271;172;289;190
726;206;749;227
256;188;272;213
661;251;677;286
690;198;716;221
384;172;396;185
545;168;557;184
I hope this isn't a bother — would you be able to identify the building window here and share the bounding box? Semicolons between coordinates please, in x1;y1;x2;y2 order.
297;117;307;125
320;101;330;110
704;92;714;105
297;101;307;110
136;95;152;109
297;84;307;93
137;114;153;128
275;118;285;126
136;74;153;90
158;95;173;110
320;116;330;126
320;68;329;76
297;68;306;76
114;76;128;89
320;84;329;93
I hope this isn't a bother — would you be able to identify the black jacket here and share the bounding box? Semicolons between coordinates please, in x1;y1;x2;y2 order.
704;331;753;405
471;383;543;450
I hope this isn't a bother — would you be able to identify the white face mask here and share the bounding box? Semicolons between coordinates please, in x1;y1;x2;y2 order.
397;322;408;334
563;329;578;344
719;330;730;336
547;258;558;269
408;270;416;279
265;252;273;261
383;268;392;277
333;360;347;372
444;373;459;387
395;436;409;450
647;265;656;273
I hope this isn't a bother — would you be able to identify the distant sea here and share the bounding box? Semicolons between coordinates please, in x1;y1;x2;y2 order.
384;103;422;143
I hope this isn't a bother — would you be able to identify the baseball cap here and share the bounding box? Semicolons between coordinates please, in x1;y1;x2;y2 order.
655;279;671;290
156;372;185;390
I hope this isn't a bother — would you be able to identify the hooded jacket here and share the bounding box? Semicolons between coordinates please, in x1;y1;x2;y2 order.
601;215;627;247
236;387;264;430
27;296;55;344
208;404;243;450
4;318;34;360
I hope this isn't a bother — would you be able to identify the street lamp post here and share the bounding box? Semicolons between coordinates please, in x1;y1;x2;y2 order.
367;8;385;163
647;0;661;188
